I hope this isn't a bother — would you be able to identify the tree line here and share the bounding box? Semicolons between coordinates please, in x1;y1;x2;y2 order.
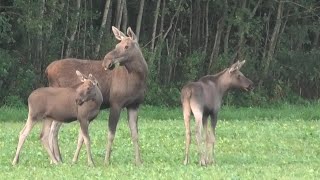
0;0;319;107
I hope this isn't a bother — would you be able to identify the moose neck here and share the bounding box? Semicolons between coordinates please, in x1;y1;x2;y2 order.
215;69;234;97
202;69;231;98
125;50;148;80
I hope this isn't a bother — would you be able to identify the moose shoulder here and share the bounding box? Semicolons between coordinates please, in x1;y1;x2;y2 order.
181;60;253;166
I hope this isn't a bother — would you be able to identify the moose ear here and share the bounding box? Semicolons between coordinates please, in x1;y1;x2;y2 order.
229;60;246;73
127;27;137;41
238;60;246;69
76;70;86;82
112;26;126;41
88;73;98;85
229;61;239;73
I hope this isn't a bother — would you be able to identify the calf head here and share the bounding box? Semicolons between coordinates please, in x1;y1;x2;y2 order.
227;60;253;91
75;70;99;105
102;26;139;70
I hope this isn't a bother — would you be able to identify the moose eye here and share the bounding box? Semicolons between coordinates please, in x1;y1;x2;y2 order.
125;45;129;49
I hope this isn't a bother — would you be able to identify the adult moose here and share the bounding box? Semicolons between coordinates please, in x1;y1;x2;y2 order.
45;26;148;165
181;60;253;166
12;71;102;166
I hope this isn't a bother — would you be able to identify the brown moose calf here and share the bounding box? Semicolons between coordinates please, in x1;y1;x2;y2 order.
181;60;253;166
12;71;102;166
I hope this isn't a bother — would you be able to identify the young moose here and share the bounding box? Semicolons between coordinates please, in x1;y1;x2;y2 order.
181;60;253;166
45;26;148;165
12;71;103;166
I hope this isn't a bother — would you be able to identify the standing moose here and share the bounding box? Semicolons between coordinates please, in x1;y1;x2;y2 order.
12;71;102;165
45;26;148;165
181;60;253;166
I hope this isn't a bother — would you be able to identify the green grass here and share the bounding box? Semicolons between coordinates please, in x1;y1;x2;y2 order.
1;104;320;179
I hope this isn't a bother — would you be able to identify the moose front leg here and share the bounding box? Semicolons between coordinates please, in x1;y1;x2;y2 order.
127;106;142;166
206;112;218;165
104;106;121;165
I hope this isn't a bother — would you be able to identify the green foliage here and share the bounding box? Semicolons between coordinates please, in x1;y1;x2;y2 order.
1;105;320;179
0;49;36;106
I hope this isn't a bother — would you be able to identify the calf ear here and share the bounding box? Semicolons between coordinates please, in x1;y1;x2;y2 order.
127;27;137;41
112;26;126;41
88;74;99;85
76;70;86;82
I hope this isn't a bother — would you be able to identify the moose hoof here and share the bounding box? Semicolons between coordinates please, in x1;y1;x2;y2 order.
199;159;206;166
183;158;189;165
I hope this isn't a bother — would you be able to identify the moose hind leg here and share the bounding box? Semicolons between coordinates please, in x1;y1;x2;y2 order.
12;117;36;165
190;102;206;166
127;106;142;166
182;99;192;165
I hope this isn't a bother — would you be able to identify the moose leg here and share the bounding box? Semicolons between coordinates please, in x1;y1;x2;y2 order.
127;106;142;166
49;121;63;162
206;112;218;165
41;118;59;165
182;100;192;165
12;117;36;165
190;103;205;166
202;113;209;165
72;129;84;164
79;120;94;166
104;106;121;165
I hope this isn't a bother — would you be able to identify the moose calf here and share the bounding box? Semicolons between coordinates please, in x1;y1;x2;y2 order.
12;71;103;166
181;60;253;166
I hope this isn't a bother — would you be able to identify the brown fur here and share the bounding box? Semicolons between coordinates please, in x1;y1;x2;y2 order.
12;71;102;166
181;60;253;166
45;26;148;165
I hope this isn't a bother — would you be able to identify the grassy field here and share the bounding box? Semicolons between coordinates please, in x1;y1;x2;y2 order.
1;104;320;179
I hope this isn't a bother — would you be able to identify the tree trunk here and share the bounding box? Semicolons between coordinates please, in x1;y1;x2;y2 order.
115;0;124;29
189;1;192;53
262;0;283;79
223;24;231;53
157;0;166;80
61;0;70;58
313;31;319;48
151;0;161;52
207;17;225;73
94;0;111;58
121;0;127;32
65;0;81;58
135;0;145;41
203;0;209;54
36;0;45;76
83;0;87;58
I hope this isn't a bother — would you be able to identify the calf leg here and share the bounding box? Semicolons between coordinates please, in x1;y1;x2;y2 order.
79;120;94;166
190;102;205;166
206;113;218;165
104;106;121;165
182;99;192;165
127;106;142;166
49;121;63;162
12;116;36;165
72;130;84;163
41;118;59;164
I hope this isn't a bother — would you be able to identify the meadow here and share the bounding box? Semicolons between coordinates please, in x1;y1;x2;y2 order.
0;104;320;179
